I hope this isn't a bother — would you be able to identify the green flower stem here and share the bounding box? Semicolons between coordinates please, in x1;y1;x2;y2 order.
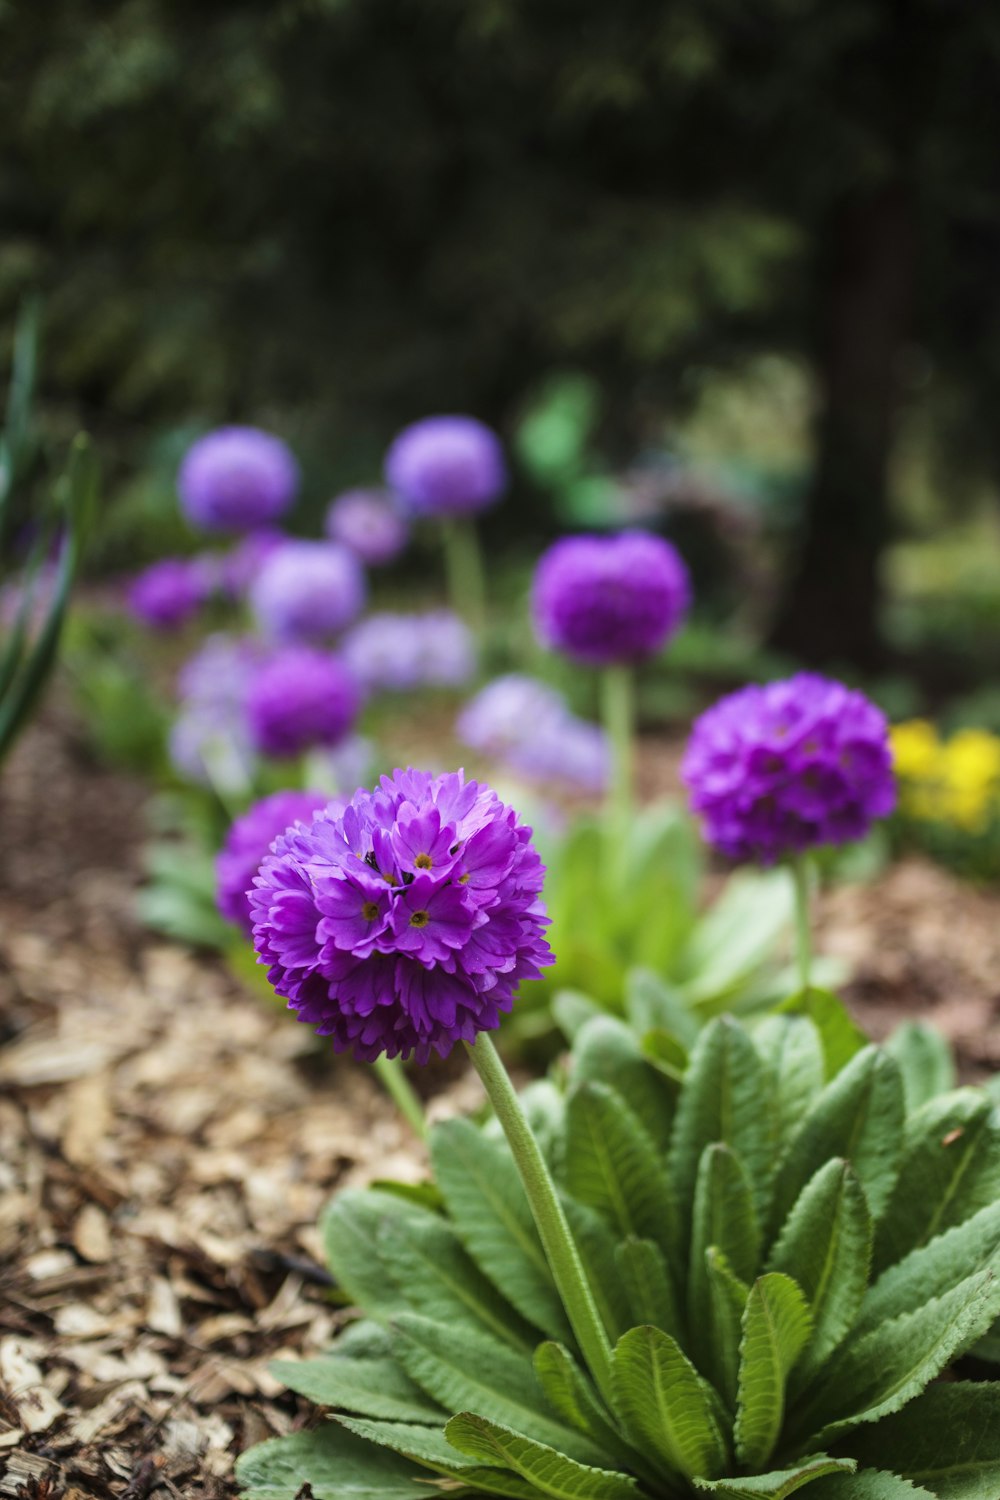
373;1055;428;1141
791;853;813;994
441;517;487;632
465;1031;615;1405
601;663;635;837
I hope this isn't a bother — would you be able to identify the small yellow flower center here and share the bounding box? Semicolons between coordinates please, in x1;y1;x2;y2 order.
382;871;397;886
414;852;433;870
362;901;381;921
409;909;430;928
458;872;470;884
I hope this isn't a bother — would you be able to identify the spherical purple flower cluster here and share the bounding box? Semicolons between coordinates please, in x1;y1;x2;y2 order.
250;769;554;1062
127;558;204;630
532;530;691;666
179;427;299;533
245;646;361;759
249;541;366;643
169;633;264;790
325;488;410;566
216;788;334;935
341;610;475;693
682;673;897;863
457;675;609;795
219;529;287;599
385;416;507;517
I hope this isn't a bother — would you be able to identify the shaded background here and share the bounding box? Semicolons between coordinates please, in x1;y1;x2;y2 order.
3;0;1000;682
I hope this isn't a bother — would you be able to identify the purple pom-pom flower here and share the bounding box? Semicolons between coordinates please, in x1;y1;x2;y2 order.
341;610;475;693
250;769;554;1062
127;558;203;630
179;427;299;533
682;672;897;863
385;416;507;517
216;788;334;935
245;646;361;759
169;633;265;789
533;530;691;666
325;488;410;566
249;540;366;644
457;674;609;794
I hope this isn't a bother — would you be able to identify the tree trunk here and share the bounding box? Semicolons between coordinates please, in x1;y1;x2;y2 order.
769;183;914;670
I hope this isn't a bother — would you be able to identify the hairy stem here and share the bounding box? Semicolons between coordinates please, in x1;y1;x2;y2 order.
373;1055;428;1140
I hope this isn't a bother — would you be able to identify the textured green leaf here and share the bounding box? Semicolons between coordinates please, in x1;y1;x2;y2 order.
769;1047;903;1239
611;1324;729;1481
804;1473;936;1499
677;868;793;1007
625;967;700;1047
705;1247;749;1408
640;1027;690;1084
445;1412;640;1499
767;1159;872;1375
688;1144;761;1375
776;989;867;1081
233;1425;433;1499
754;1014;826;1142
735;1273;812;1468
669;1016;775;1224
564;1197;635;1344
390;1313;602;1463
852;1198;1000;1340
572;1014;676;1148
564;1081;678;1258
334;1415;475;1471
533;1343;642;1474
693;1457;856;1497
553;989;603;1042
872;1089;1000;1274
322;1189;423;1320
269;1354;445;1423
884;1021;956;1112
431;1117;571;1341
615;1236;682;1341
840;1382;1000;1499
793;1267;1000;1449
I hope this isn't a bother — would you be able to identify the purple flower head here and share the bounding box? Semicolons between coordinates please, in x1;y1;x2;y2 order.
245;646;361;759
249;540;366;643
457;674;609;795
219;529;287;599
250;769;554;1062
216;788;335;935
341;610;476;693
682;672;897;864
325;488;410;566
170;633;265;788
178;426;299;533
533;530;691;666
385;415;507;518
127;558;203;630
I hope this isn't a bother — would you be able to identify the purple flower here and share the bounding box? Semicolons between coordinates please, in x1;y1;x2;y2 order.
219;529;287;599
127;558;203;630
325;488;410;566
245;646;361;759
682;673;897;863
216;788;335;935
385;416;507;517
249;540;366;643
169;633;264;788
457;674;609;794
532;531;691;666
179;427;299;533
341;610;475;693
250;769;554;1062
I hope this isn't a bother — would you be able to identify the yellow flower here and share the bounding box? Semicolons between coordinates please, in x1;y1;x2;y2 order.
890;720;940;781
939;729;1000;832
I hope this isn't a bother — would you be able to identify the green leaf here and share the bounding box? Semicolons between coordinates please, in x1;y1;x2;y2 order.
564;1197;634;1344
564;1081;678;1259
769;1046;904;1239
322;1189;422;1320
553;989;603;1041
754;1014;826;1142
883;1021;956;1112
793;1267;1000;1449
625;967;700;1047
572;1014;676;1148
445;1412;640;1499
872;1089;1000;1274
776;989;867;1081
390;1312;603;1463
640;1027;690;1085
611;1324;729;1481
804;1474;936;1499
533;1342;640;1472
840;1382;1000;1499
269;1353;445;1423
693;1457;856;1497
431;1117;571;1342
233;1425;434;1499
688;1144;761;1375
669;1017;776;1226
767;1159;872;1376
334;1415;475;1471
705;1247;749;1408
677;868;792;1008
735;1273;812;1468
615;1236;682;1341
852;1198;1000;1340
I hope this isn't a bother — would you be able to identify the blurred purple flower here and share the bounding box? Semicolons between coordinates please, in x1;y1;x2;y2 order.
216;788;334;935
457;674;609;794
682;672;897;863
179;427;299;533
385;415;507;517
219;529;287;599
341;610;475;693
169;633;264;789
249;540;366;643
533;530;691;666
127;558;203;631
245;646;361;759
325;488;409;566
250;768;553;1061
